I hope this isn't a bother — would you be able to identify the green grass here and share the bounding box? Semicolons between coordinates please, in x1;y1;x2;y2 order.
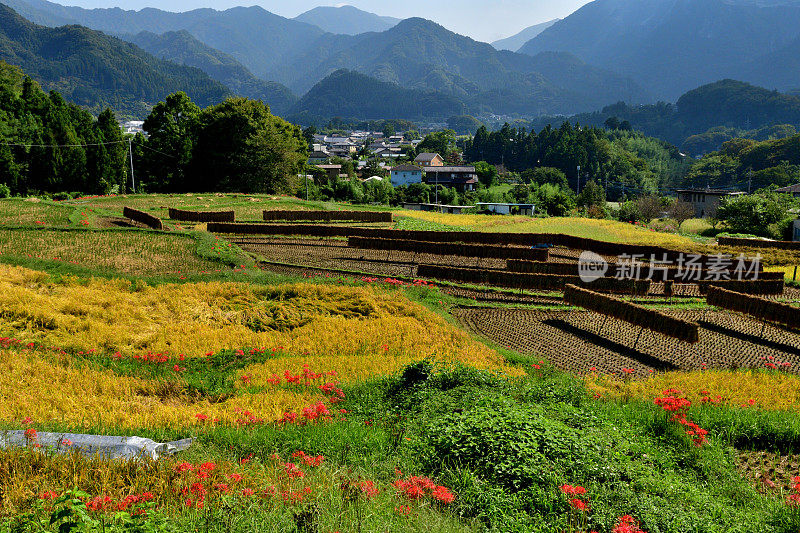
0;199;76;227
65;194;395;223
1;195;799;532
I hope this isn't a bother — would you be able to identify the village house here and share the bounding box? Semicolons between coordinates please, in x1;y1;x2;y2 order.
414;152;445;167
308;150;330;164
777;183;800;198
390;164;423;187
425;166;479;192
315;164;343;182
402;203;473;214
676;188;745;218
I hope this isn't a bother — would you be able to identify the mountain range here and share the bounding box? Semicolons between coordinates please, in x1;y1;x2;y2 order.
293;5;401;35
126;29;297;115
0;0;651;120
6;0;800;131
263;17;650;116
288;69;464;123
518;0;800;100
0;3;229;117
491;19;559;52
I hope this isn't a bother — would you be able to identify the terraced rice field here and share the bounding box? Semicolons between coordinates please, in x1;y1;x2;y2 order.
453;307;800;378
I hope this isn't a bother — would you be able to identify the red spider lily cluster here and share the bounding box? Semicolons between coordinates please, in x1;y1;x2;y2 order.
561;484;589;512
654;389;708;447
786;476;800;506
359;276;435;288
291;450;325;467
392;474;454;505
277;401;336;425
263;365;346;403
340;476;380;500
560;483;594;532
612;515;647;533
762;356;792;370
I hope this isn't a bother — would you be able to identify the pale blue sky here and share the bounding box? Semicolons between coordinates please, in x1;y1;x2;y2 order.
56;0;592;42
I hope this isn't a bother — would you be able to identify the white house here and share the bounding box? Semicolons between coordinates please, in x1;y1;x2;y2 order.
390;164;423;187
794;219;800;242
477;203;536;216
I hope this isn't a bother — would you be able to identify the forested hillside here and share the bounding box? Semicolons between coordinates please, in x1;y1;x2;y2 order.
0;61;127;195
128;30;297;115
684;135;800;190
0;3;230;117
288;69;464;124
527;80;800;155
465;122;690;199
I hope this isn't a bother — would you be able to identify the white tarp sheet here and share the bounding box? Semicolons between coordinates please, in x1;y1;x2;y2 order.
0;431;193;460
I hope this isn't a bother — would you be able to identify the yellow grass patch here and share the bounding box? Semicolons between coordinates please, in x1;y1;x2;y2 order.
0;346;321;429
0;264;518;427
397;211;697;248
585;370;800;411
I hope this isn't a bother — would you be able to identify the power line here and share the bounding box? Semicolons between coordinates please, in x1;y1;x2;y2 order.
0;139;129;148
139;144;179;160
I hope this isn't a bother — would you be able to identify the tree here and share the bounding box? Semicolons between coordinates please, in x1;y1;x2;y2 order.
474;161;498;187
521;167;569;188
535;184;576;217
716;191;797;238
634;195;665;222
577;180;606;208
669;201;695;229
416;130;457;158
142;92;200;192
189;97;307;193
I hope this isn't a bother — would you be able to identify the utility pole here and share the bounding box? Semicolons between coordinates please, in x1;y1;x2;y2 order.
128;137;135;194
577;165;581;194
748;170;753;195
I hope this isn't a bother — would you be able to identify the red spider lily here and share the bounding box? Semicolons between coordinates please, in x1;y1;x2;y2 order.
612;515;647;533
39;491;58;501
86;495;113;512
569;498;589;511
241;488;254;497
175;462;194;473
654;391;709;447
227;473;243;482
395;505;411;516
560;484;587;496
199;462;216;472
283;463;305;479
393;476;454;505
431;485;455;504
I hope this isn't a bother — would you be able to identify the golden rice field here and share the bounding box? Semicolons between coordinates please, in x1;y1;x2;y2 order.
585;370;800;411
396;211;699;248
0;228;224;275
0;264;519;428
0;199;74;226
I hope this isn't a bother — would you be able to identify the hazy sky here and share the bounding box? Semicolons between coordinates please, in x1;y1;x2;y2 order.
55;1;592;42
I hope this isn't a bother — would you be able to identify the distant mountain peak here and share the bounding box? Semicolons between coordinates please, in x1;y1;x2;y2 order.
294;5;400;35
491;19;560;52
